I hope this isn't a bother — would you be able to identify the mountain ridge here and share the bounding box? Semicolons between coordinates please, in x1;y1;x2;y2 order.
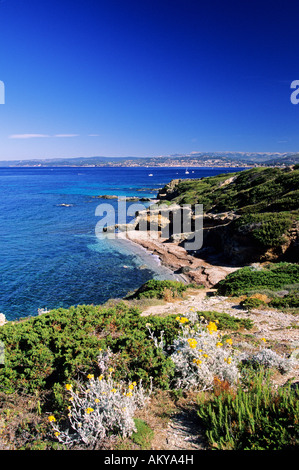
0;151;298;167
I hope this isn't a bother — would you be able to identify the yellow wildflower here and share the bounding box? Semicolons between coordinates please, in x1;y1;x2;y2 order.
98;374;104;381
95;398;100;403
193;358;202;365
128;384;134;390
226;338;233;345
108;367;114;373
87;374;94;380
216;342;223;348
111;388;117;393
48;415;56;422
207;321;217;334
132;381;137;386
176;316;189;324
126;392;133;397
203;353;209;358
85;407;94;414
54;432;60;437
261;337;267;343
65;384;72;391
187;338;197;349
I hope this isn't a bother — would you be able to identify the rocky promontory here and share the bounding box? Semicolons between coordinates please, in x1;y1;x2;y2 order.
156;166;299;265
107;166;299;287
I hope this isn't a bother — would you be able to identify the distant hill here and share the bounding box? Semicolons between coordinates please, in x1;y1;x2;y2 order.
0;151;298;167
0;156;140;167
263;154;299;166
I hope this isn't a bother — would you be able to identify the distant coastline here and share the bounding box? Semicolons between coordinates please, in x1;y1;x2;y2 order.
0;151;298;168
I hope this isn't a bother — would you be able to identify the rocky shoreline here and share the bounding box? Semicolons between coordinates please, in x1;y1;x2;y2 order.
117;229;240;287
100;195;248;288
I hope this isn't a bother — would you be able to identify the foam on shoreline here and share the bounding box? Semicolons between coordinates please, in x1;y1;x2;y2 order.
106;232;188;283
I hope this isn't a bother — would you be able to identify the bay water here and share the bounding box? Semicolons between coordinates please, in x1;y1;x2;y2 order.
0;166;245;320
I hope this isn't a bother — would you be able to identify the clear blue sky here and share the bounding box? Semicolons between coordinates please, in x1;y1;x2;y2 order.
1;0;299;160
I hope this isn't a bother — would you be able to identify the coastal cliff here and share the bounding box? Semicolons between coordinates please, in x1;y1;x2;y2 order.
156;166;299;265
112;166;299;286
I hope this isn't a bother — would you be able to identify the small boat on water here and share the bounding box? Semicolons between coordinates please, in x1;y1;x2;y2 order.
185;168;189;174
148;173;153;176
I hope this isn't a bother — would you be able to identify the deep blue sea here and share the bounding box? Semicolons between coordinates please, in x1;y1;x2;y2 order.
0;166;246;321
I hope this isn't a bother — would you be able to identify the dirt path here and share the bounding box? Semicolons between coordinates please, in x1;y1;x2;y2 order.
151;410;208;451
141;288;299;347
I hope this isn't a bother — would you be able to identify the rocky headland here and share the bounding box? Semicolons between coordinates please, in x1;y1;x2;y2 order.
107;166;299;288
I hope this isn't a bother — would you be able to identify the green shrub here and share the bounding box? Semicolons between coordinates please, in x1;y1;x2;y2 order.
133;279;187;300
240;297;266;310
0;303;180;402
216;263;299;296
236;212;293;248
196;311;253;331
197;369;299;450
269;293;299;309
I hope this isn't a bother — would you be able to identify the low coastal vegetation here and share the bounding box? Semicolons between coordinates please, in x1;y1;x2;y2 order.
197;368;298;450
0;166;298;450
216;262;299;313
128;279;188;301
216;262;299;296
0;275;298;450
159;166;299;215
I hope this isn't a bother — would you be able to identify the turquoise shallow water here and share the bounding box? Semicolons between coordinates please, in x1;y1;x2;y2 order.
0;166;246;320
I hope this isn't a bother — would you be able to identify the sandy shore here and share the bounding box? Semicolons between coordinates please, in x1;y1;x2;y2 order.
115;229;239;287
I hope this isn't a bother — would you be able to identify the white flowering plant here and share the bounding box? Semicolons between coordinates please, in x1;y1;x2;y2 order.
152;309;240;391
48;370;152;447
242;347;295;374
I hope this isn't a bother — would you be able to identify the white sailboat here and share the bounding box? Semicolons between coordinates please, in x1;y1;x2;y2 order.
185;168;189;174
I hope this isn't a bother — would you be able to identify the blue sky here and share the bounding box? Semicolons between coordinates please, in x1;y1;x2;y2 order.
0;0;299;160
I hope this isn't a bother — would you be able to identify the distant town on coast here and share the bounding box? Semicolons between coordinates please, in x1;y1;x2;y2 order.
1;151;299;168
